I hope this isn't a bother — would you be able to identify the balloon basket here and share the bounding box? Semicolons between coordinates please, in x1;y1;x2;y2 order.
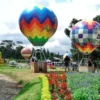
30;61;47;73
30;47;47;73
78;55;95;73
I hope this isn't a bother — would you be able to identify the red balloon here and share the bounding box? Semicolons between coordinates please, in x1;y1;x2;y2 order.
21;47;32;59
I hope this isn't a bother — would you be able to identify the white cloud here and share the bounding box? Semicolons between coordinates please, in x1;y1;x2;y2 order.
0;23;10;34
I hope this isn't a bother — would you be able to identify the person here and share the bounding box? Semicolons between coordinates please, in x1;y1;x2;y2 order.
31;56;38;62
88;60;92;67
64;55;70;72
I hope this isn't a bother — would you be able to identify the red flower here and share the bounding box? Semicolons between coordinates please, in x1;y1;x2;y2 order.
60;74;66;81
49;73;53;78
61;82;67;89
46;73;72;100
56;74;66;82
60;89;65;94
56;83;61;88
65;93;72;100
49;79;55;85
52;74;57;79
52;92;58;100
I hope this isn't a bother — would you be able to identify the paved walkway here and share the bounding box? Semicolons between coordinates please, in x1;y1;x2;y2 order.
0;74;20;100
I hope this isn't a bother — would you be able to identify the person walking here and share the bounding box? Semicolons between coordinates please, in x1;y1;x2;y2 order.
63;52;71;72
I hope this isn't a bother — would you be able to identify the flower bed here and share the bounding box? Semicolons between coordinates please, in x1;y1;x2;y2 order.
45;73;73;100
67;72;100;100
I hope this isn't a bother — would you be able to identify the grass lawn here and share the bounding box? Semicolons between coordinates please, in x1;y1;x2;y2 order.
0;64;66;84
0;64;43;84
13;77;42;100
48;67;65;71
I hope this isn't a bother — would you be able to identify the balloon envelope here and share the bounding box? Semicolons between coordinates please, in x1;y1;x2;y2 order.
63;52;71;60
19;5;58;46
21;47;32;59
71;20;100;54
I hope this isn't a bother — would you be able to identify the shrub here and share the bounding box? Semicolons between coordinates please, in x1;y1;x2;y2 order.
67;72;100;100
39;75;51;100
18;80;24;85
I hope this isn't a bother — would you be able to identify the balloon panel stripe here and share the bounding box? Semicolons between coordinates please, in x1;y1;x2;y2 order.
20;24;53;38
20;18;57;31
74;43;97;54
19;7;57;25
28;36;48;46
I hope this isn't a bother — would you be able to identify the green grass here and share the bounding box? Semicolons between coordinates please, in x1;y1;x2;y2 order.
0;65;43;100
13;77;42;100
67;72;100;100
0;65;43;84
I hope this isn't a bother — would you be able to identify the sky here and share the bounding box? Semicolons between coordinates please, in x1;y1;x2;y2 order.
0;0;100;55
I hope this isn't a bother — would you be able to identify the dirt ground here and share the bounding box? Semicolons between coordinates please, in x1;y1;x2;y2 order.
0;74;21;100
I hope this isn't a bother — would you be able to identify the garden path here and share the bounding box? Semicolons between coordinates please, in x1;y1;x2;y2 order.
0;74;20;100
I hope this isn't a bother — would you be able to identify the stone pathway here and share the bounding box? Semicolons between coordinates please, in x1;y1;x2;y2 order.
0;74;21;100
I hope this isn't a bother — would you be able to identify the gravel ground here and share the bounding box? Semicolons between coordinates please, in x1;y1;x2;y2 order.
0;74;21;100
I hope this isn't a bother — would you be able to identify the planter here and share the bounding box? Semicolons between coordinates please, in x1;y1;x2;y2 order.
79;66;95;73
88;66;95;73
30;62;39;73
30;61;47;73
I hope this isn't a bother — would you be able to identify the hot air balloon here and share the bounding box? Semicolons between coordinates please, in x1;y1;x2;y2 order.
71;20;100;55
19;5;58;46
21;47;32;59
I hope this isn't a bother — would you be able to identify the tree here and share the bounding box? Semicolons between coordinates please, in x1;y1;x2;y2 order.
0;46;6;59
64;18;82;61
64;18;82;37
64;28;70;37
15;46;24;59
92;15;100;67
46;49;50;59
0;40;15;58
93;15;100;23
69;18;82;28
0;40;24;59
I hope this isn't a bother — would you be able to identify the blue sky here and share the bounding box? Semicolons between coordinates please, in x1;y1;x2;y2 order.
0;0;100;54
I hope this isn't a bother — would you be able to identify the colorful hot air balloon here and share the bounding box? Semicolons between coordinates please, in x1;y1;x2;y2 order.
71;20;100;54
21;47;32;59
19;5;58;46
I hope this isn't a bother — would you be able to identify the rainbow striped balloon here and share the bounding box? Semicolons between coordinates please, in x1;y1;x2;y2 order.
19;5;58;46
71;20;100;54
